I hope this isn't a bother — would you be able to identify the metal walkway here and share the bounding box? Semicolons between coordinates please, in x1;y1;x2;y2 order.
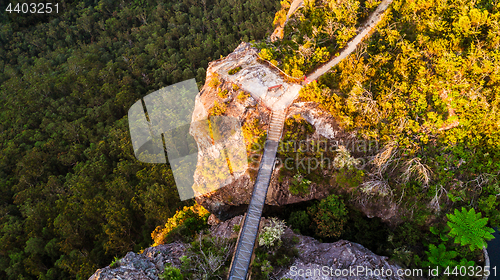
228;110;286;280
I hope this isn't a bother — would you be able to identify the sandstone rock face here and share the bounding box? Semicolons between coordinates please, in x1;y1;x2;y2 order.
288;102;342;140
190;42;408;225
278;234;406;280
89;216;407;280
210;214;243;238
192;50;346;216
88;242;185;280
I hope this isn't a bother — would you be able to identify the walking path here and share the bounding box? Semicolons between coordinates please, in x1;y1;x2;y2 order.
306;0;393;81
228;110;286;280
270;0;304;41
228;1;393;279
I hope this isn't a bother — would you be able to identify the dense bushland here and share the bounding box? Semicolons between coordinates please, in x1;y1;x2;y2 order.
280;0;500;276
258;0;380;77
0;0;278;279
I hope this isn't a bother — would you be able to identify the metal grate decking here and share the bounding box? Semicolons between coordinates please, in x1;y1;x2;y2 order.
228;110;286;280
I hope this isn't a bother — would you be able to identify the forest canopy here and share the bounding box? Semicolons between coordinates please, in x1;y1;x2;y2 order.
0;0;278;279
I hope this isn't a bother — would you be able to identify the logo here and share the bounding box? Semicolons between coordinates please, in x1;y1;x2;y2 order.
128;79;248;200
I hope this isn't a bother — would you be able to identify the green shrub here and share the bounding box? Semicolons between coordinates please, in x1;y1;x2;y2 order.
109;256;120;268
233;224;241;233
289;173;311;196
251;231;298;279
160;263;183;280
478;194;500;228
447;207;495;251
287;210;310;233
308;194;348;239
261;260;273;278
228;66;242;75
276;255;290;266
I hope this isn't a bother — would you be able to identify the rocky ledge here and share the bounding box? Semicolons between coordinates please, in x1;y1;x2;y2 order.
190;42;408;226
279;237;406;280
191;43;346;218
88;242;186;280
89;215;405;280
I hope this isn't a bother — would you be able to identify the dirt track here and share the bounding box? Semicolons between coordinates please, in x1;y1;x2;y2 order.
306;0;393;81
286;0;304;24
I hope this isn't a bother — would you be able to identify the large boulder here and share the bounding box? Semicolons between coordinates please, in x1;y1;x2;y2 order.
88;242;186;280
278;234;407;280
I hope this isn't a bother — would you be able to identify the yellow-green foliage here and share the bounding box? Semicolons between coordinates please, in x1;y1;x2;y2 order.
273;0;291;26
282;55;305;78
365;0;381;10
228;66;242;75
208;73;221;88
305;0;500;230
299;81;345;122
237;91;250;101
312;47;330;64
259;48;274;61
262;0;367;75
232;83;240;91
242;118;266;153
273;9;287;26
209;100;227;116
280;0;291;9
151;204;210;246
217;88;229;98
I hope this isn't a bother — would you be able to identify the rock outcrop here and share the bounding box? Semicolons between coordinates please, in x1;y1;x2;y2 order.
191;43;408;226
88;242;186;280
278;233;406;280
89;216;406;280
191;44;347;218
